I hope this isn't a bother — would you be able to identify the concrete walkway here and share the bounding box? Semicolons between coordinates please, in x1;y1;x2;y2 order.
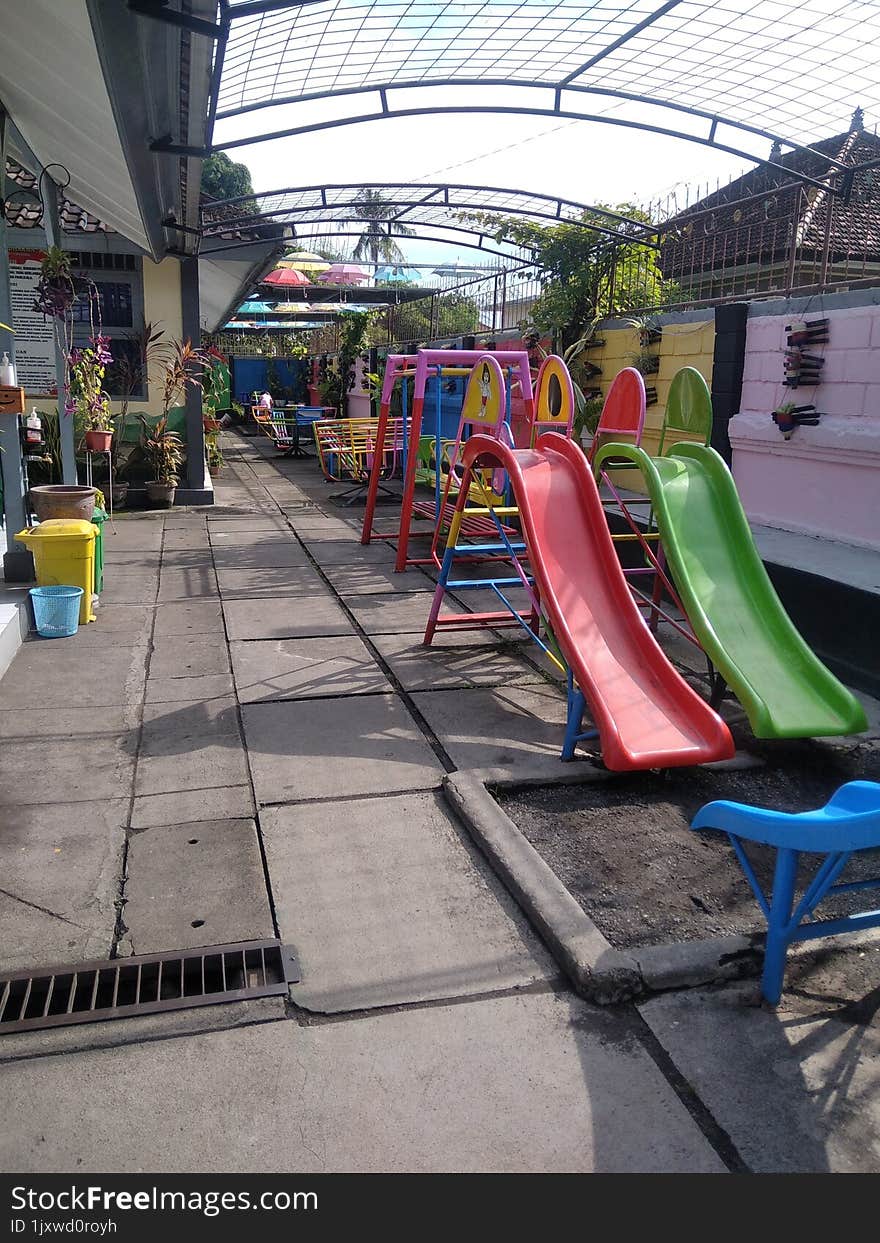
0;432;877;1173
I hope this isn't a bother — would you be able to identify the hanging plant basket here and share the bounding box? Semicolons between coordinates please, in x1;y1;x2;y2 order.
84;429;113;452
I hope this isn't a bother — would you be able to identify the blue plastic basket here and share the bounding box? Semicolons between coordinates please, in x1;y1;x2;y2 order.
30;585;84;638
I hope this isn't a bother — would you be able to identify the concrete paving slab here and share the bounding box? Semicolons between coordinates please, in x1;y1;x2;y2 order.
160;530;211;551
157;566;219;600
136;697;249;796
152;600;224;636
97;575;159;605
322;562;436;595
130;785;255;828
285;516;358;536
639;981;880;1172
212;542;311;570
107;550;162;570
295;517;363;534
209;528;298;548
411;684;571;776
0;733;135;806
0;642;147;708
231;636;390;702
150;634;231;678
304;538;397;567
216;565;327;600
243;693;443;802
0;997;284;1063
223;592;353;640
123;818;274;955
206;518;289;534
0;704;137;738
102;529;164;552
0;990;724;1173
145;672;236;704
0;798;127;973
158;548;215;569
345;590;450;635
373;632;548;692
61;605;153;649
263;790;557;1012
161;519;207;531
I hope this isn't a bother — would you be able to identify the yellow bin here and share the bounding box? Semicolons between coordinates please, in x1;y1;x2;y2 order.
16;520;98;624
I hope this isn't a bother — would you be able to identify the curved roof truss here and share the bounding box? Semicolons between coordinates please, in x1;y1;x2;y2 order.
200;181;659;252
142;0;880;193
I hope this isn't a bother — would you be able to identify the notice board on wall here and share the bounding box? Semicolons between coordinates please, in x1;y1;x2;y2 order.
7;249;58;396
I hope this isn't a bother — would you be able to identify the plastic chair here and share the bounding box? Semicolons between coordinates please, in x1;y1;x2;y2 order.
692;781;880;1004
588;366;646;464
656;366;713;456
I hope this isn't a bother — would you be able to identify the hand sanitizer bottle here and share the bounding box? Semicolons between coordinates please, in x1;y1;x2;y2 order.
0;352;15;386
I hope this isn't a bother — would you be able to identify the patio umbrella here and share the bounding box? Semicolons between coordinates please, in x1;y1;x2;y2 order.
317;263;368;285
261;267;310;288
237;300;273;314
374;264;422;283
279;250;330;273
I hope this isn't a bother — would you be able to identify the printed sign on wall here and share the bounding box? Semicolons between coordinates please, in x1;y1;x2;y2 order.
8;249;58;396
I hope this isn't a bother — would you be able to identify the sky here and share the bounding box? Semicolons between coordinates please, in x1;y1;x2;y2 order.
218;109;751;270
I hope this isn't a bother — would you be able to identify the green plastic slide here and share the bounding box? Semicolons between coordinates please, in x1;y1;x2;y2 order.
594;441;867;739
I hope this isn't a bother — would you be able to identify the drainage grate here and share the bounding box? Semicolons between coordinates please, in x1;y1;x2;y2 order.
0;940;300;1035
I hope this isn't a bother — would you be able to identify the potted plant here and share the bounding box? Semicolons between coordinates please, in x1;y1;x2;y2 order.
112;322;165;508
140;416;184;507
206;435;223;476
139;337;209;504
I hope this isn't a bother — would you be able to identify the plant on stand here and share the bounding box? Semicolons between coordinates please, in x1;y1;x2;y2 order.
67;335;115;452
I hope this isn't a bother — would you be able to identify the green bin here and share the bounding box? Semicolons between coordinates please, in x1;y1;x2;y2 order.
91;506;108;594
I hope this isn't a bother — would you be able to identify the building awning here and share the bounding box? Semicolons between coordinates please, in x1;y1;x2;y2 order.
0;0;215;259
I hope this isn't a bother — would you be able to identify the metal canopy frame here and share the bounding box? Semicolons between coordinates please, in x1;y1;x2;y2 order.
200;181;659;256
136;0;880;195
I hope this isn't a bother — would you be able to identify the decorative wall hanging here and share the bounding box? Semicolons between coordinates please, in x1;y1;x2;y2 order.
772;402;822;439
782;317;828;389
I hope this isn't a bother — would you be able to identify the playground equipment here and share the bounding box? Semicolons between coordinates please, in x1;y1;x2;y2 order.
592;439;867;737
423;353;576;637
692;782;880;1003
592;364;864;735
313;416;405;504
360;348;534;571
425;404;734;769
588;365;646;463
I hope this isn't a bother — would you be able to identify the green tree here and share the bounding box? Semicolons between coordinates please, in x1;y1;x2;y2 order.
371;292;480;347
352;190;416;267
200;152;256;202
457;206;673;348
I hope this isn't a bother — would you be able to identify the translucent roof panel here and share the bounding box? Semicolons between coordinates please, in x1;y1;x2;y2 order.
215;0;880;157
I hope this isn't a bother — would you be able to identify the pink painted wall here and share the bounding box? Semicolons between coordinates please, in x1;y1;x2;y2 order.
729;304;880;550
346;356;372;418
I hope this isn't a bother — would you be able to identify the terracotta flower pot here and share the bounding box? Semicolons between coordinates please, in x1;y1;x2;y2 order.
145;481;176;509
203;417;221;432
29;484;97;523
85;429;113;452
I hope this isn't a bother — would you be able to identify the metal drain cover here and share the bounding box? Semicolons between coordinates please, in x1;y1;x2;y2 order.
0;939;300;1035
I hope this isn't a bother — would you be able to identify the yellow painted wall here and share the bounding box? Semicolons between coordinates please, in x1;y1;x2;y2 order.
586;317;714;482
107;256;184;420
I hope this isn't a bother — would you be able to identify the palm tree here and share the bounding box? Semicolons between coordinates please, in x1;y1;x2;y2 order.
352;190;416;267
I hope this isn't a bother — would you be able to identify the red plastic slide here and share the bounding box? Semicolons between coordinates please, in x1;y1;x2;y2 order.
460;431;734;771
